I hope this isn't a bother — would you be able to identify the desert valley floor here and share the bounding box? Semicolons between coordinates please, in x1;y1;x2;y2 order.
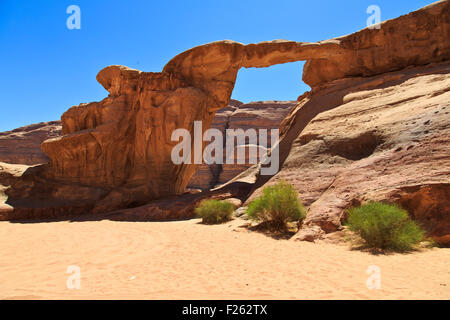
1;218;448;300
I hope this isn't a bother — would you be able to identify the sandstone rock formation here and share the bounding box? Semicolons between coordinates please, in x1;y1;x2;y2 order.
0;100;295;193
0;0;448;227
303;0;450;87
246;62;450;245
0;121;61;165
186;100;241;191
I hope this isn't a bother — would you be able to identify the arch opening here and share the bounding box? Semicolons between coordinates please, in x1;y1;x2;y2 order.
232;61;310;103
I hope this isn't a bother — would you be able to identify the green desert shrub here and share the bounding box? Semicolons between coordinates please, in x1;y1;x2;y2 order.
346;202;425;252
246;181;306;229
195;199;234;224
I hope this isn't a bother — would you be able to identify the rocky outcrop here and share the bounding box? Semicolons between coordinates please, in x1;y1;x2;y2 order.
0;100;295;192
188;101;296;190
163;1;449;90
246;62;450;245
0;0;449;221
0;122;61;165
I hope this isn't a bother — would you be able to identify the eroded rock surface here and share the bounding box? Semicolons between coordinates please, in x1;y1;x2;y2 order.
247;62;450;245
303;0;450;87
188;101;296;190
0;100;295;194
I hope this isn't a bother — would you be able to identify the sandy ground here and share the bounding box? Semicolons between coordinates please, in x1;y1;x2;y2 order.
0;218;448;300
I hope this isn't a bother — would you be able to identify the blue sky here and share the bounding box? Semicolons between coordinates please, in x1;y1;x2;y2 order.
0;0;434;131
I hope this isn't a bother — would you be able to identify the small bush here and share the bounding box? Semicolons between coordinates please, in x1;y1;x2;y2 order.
246;181;306;229
195;199;234;224
346;202;425;252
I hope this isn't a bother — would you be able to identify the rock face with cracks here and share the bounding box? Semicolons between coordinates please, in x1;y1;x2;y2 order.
0;0;449;224
0;101;294;193
247;62;450;245
188;100;296;190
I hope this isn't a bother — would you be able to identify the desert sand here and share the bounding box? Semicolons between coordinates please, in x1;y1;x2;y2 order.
0;218;448;300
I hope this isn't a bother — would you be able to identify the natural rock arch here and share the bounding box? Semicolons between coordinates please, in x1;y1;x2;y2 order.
1;0;448;219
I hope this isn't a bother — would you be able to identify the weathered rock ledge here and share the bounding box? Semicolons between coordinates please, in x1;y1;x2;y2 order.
246;61;450;245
